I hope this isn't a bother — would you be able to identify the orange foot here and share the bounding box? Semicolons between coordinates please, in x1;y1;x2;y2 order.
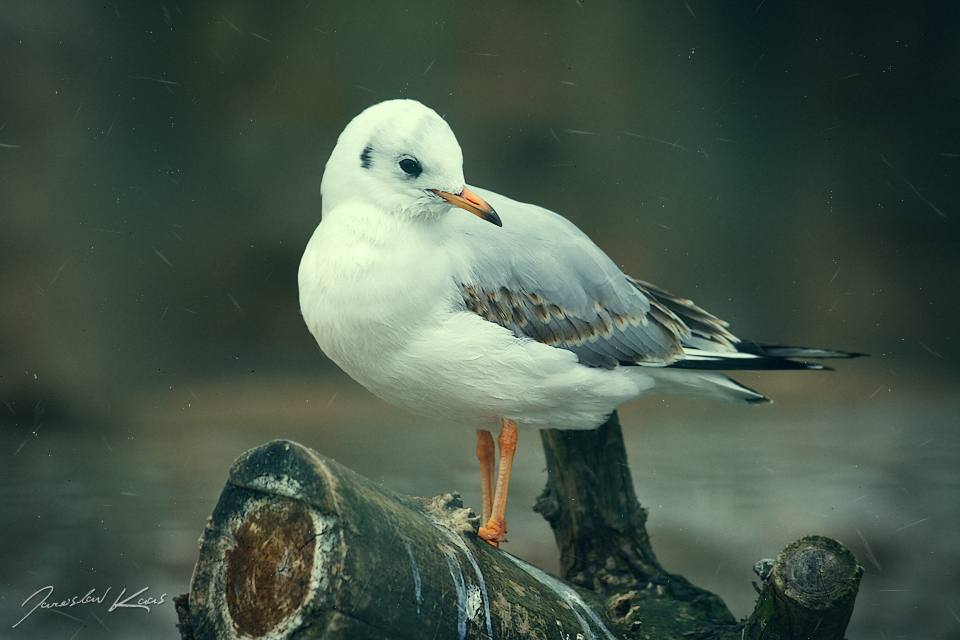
478;517;506;546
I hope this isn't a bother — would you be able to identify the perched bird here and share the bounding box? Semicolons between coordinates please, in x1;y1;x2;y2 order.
298;99;858;546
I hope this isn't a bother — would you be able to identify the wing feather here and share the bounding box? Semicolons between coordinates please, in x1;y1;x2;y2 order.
452;189;691;368
450;187;860;372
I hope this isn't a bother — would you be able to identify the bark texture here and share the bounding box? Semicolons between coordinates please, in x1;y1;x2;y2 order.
183;440;627;640
536;412;738;634
178;412;862;640
737;536;863;640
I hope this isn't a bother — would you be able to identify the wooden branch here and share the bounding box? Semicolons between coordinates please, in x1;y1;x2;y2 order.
180;440;627;640
535;412;737;631
536;411;664;588
736;536;863;640
534;412;862;640
178;412;863;640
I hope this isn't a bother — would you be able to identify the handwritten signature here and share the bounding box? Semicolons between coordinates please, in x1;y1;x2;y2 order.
14;586;166;628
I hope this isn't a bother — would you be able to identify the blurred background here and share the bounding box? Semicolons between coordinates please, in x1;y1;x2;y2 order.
1;0;958;637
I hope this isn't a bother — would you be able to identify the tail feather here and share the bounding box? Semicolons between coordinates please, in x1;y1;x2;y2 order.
638;341;864;405
735;341;866;360
659;342;865;371
644;369;772;405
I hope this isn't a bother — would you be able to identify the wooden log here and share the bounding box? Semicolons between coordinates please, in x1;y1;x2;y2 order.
535;412;737;632
177;413;863;640
181;439;627;640
536;413;727;598
535;413;862;640
735;536;863;640
536;411;664;589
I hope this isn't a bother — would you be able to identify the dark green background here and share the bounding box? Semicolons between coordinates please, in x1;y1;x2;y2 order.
1;1;957;638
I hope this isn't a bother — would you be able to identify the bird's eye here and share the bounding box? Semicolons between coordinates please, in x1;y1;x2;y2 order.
398;158;422;177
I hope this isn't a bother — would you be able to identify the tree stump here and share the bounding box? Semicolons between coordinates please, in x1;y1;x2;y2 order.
177;412;863;640
739;536;863;640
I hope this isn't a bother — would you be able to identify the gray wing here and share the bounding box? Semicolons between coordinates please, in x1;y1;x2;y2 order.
448;188;738;369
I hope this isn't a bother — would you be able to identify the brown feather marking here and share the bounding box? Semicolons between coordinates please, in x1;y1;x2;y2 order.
630;278;738;349
499;286;518;308
460;282;690;365
595;313;612;335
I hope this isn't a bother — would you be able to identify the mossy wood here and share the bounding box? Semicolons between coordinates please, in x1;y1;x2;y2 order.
739;536;863;640
178;412;862;640
181;439;626;639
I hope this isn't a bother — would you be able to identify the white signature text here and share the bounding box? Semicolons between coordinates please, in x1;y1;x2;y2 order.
14;585;166;628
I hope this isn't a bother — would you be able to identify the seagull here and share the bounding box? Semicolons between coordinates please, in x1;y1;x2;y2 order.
298;99;860;546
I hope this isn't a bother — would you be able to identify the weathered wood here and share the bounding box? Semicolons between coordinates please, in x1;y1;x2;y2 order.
183;440;626;640
178;413;863;640
536;411;664;589
735;536;862;640
535;413;862;640
536;412;737;633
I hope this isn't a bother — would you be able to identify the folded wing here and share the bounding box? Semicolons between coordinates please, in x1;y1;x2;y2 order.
453;187;860;372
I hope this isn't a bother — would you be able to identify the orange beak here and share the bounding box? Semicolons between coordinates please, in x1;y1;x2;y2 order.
430;186;502;227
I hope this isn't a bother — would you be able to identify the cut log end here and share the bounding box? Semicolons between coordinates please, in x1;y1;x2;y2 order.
182;440;627;640
776;536;862;611
741;535;863;640
223;499;319;638
178;425;863;640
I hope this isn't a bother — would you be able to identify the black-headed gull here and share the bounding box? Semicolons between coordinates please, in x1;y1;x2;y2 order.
298;99;859;545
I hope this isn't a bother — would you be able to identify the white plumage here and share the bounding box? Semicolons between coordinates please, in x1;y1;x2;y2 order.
299;99;854;433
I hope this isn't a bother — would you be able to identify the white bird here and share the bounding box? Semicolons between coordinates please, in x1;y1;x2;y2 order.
298;99;859;546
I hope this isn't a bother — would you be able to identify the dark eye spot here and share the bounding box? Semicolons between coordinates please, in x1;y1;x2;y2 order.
398;158;422;177
359;144;373;169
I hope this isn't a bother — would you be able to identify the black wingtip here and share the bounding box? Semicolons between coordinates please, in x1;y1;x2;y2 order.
666;358;835;372
735;342;868;360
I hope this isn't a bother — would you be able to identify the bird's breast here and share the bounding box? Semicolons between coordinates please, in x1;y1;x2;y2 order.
298;218;456;374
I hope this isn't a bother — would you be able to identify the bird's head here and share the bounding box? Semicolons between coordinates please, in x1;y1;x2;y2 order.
321;99;501;227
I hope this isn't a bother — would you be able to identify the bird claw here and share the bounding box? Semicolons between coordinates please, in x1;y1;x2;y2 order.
478;518;506;546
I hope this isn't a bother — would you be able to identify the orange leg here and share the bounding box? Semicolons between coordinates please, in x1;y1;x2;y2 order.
478;419;518;546
475;429;495;525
